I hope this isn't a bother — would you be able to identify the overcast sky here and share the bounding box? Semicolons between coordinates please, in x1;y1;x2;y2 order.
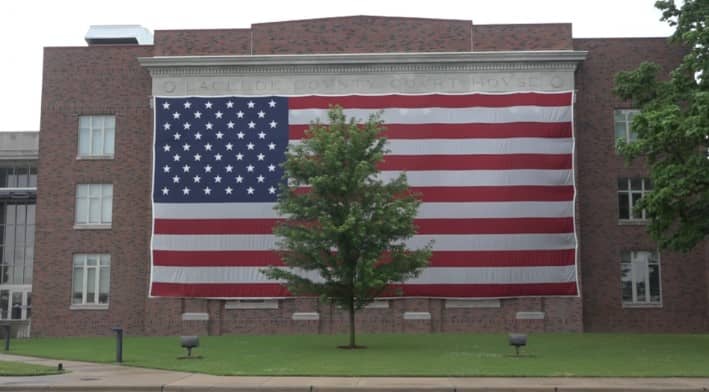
1;0;673;132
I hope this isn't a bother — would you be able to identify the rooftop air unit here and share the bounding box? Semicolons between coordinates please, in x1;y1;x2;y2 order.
85;25;153;45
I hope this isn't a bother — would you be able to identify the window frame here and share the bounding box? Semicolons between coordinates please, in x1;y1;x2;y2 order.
614;109;640;144
74;184;113;229
77;115;116;159
621;250;662;307
617;177;652;223
70;253;110;310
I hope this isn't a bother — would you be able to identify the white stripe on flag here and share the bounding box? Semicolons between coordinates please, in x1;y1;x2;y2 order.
288;106;572;125
288;138;573;155
152;233;576;251
378;170;573;186
154;201;574;220
151;265;577;285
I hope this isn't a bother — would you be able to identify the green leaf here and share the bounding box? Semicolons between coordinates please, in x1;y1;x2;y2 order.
614;0;709;252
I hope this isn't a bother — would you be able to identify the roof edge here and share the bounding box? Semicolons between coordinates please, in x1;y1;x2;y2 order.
139;50;588;68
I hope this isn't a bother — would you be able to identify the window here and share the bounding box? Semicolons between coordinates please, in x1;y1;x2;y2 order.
75;184;113;227
0;289;31;320
78;115;115;158
1;203;35;285
621;251;661;306
615;109;640;143
72;254;110;307
618;177;652;221
0;164;37;188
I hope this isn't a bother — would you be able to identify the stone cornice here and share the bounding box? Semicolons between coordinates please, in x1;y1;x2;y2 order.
139;51;587;76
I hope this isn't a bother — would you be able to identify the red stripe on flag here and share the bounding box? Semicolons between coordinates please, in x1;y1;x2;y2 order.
153;249;575;268
151;282;292;298
155;218;281;235
153;250;285;267
288;93;573;109
289;122;572;140
381;154;572;170
416;218;574;234
155;217;573;235
389;282;578;297
412;186;575;202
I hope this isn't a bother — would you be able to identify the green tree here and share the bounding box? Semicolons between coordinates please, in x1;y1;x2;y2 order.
614;0;709;252
264;106;431;348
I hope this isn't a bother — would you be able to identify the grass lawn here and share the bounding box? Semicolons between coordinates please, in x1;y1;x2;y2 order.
0;360;63;376
6;333;709;377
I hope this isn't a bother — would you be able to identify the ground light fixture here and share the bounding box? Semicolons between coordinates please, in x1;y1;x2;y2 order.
1;325;10;351
179;336;201;359
508;333;527;356
111;327;123;362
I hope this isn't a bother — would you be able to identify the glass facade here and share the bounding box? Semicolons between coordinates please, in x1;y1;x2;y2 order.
0;161;36;321
0;164;37;188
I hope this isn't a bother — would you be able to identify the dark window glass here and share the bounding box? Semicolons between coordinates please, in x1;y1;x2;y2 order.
618;193;630;220
0;290;8;319
621;264;633;302
617;178;629;190
25;292;31;319
11;292;22;320
649;264;661;303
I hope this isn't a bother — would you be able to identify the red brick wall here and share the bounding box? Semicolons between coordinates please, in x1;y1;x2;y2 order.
252;16;472;54
153;29;251;56
151;19;575;56
34;45;154;336
473;24;572;51
139;297;579;336
573;38;708;332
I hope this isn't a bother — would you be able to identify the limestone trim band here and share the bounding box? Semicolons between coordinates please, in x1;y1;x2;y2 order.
139;50;587;77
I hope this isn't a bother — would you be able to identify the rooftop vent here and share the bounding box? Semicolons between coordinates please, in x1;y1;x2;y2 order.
85;25;153;45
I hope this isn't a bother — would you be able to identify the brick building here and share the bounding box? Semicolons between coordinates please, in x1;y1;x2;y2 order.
32;16;706;337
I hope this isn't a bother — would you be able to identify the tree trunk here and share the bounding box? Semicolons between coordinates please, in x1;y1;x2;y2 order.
348;299;356;348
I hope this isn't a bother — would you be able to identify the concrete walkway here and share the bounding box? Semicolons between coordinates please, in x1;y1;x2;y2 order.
1;353;709;391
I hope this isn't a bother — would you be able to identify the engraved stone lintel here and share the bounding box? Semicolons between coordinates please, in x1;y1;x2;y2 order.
153;72;576;96
141;50;585;96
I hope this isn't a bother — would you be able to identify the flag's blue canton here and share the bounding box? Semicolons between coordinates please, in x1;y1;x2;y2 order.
153;96;288;203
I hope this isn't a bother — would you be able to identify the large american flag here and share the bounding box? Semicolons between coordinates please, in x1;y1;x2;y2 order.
150;93;578;298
